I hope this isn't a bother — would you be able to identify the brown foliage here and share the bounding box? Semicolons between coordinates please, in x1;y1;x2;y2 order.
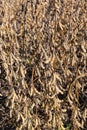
0;0;87;130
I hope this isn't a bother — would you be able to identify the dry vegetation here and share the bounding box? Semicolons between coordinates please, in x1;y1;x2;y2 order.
0;0;87;130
